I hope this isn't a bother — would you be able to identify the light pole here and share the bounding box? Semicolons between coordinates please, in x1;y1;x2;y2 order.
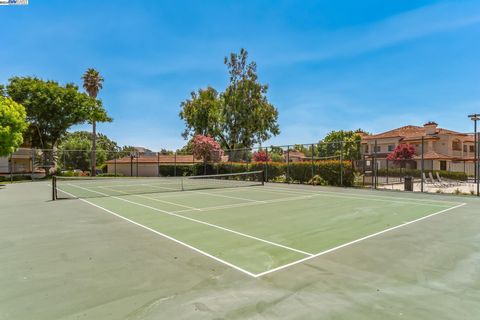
468;114;480;196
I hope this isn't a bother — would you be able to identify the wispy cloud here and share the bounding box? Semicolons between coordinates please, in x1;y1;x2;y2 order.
268;1;480;66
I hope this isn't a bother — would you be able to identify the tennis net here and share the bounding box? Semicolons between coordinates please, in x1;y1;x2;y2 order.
52;171;264;200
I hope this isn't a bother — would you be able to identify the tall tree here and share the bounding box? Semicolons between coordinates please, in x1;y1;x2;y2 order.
6;77;109;149
318;130;365;160
58;133;107;172
180;49;279;151
82;68;105;176
61;131;119;153
0;96;27;156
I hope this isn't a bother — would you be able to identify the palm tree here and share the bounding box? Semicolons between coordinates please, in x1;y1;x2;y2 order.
82;68;104;176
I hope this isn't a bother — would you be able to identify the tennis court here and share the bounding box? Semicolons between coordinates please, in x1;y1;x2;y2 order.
2;175;480;319
52;172;466;277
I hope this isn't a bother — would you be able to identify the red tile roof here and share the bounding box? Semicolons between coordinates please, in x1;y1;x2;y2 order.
362;125;470;141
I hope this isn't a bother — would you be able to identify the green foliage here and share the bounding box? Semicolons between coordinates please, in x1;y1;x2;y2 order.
121;146;137;153
160;149;174;155
61;131;119;153
0;97;27;156
270;153;284;162
180;49;280;150
82;69;104;99
180;87;223;140
309;175;328;186
6;77;111;149
57;135;106;171
157;160;353;186
318;130;363;160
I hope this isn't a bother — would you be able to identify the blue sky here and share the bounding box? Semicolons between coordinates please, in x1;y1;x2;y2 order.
2;0;480;150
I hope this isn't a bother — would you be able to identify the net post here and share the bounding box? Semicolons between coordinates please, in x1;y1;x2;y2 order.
262;170;265;185
52;176;56;201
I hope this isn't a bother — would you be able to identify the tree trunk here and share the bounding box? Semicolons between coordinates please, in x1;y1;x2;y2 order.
92;121;97;176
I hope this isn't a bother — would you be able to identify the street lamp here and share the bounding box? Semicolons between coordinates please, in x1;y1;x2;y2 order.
468;114;480;196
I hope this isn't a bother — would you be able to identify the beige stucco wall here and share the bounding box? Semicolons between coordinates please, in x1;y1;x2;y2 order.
107;163;159;177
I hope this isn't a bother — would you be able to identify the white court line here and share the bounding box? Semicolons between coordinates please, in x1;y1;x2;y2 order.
98;186;201;211
255;186;459;207
260;184;464;204
172;194;318;213
54;183;467;278
56;187;257;278
253;202;467;278
66;184;313;256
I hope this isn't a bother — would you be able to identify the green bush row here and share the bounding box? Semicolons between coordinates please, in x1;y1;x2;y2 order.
377;168;468;181
157;161;354;187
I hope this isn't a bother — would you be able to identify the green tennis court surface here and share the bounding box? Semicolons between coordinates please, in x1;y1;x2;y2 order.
2;179;480;319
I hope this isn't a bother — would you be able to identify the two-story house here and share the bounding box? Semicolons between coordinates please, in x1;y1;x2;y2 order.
361;122;476;174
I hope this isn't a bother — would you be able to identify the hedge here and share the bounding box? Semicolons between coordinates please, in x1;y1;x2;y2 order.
158;160;354;187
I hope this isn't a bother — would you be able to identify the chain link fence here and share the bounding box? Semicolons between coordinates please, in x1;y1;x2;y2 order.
1;136;479;196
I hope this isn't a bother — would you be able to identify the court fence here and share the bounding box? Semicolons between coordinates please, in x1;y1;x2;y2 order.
1;136;479;196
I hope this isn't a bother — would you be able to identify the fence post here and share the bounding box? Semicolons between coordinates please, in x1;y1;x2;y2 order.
386;159;389;184
311;144;314;184
114;154;117;176
421;136;424;192
340;141;344;186
265;147;269;182
477;130;479;196
157;152;160;177
374;140;378;189
9;153;13;182
286;145;290;183
136;153;139;177
31;148;35;180
174;152;177;177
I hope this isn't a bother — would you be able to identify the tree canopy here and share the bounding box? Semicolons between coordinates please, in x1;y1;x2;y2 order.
0;96;28;156
6;77;111;149
61;131;120;153
318;130;365;160
180;49;279;150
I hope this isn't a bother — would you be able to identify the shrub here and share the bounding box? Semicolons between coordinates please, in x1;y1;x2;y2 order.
252;150;270;162
97;173;124;177
155;160;353;187
309;175;328;186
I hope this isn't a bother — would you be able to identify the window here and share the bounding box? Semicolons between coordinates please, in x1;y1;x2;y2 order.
452;140;461;151
470;145;475;153
440;161;447;171
464;145;468;152
374;146;381;153
387;145;395;152
364;145;369;153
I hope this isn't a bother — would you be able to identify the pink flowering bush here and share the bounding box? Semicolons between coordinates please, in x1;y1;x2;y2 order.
252;150;270;162
387;144;416;162
191;134;224;162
